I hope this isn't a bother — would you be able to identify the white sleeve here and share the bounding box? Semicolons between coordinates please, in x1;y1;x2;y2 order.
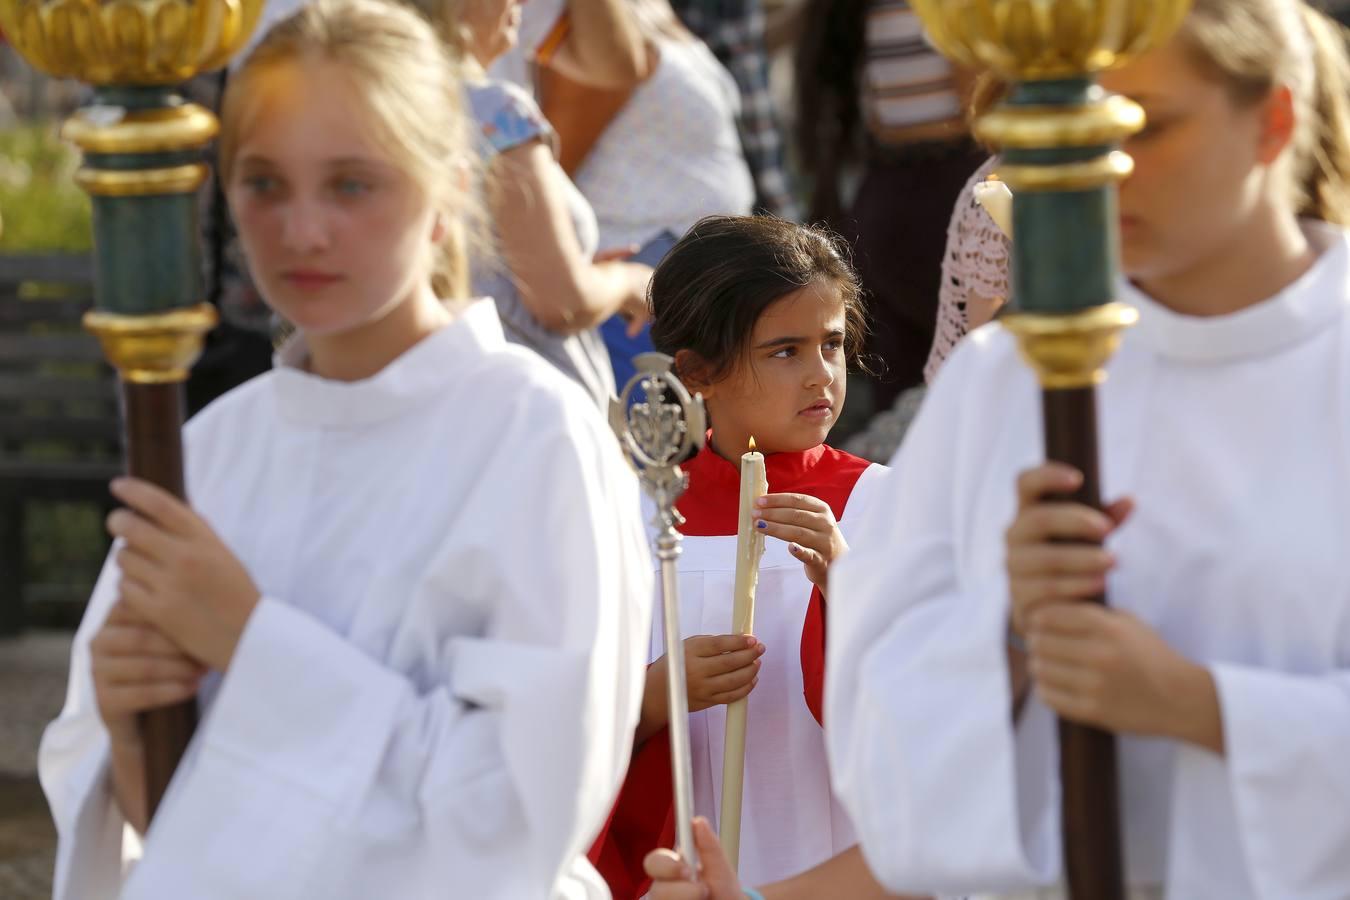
38;554;133;900
825;340;1060;896
126;412;651;898
1207;664;1350;898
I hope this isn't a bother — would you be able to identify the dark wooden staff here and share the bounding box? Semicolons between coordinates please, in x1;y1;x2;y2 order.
125;382;199;814
1045;388;1126;898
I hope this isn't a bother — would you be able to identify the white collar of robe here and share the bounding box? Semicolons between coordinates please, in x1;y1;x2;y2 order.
1119;219;1350;365
270;297;503;428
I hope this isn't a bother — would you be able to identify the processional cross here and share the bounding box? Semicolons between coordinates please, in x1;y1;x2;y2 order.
610;351;706;871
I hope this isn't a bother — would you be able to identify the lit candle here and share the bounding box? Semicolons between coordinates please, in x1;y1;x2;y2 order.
719;436;767;873
973;174;1014;238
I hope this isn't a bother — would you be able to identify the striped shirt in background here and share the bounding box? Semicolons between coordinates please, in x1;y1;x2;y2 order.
863;0;966;145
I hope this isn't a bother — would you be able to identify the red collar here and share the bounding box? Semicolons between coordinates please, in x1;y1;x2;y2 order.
676;439;869;537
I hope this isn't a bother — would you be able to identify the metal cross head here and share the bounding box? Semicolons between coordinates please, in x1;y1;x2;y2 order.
609;352;707;519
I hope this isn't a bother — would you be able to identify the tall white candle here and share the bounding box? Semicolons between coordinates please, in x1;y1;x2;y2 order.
719;437;767;873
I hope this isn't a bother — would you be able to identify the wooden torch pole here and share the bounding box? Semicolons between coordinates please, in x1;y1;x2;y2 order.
0;1;264;820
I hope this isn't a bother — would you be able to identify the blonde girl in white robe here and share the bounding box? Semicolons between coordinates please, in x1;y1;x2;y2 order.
822;1;1350;899
38;1;652;897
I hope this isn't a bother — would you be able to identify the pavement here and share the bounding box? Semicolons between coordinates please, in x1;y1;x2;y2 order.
0;630;74;900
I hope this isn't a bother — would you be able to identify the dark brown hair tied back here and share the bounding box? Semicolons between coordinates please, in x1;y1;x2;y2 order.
649;215;871;385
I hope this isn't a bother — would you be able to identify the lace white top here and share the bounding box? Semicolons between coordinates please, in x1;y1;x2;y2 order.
923;156;1011;383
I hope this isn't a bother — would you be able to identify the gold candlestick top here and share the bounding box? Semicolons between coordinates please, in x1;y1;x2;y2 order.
0;0;265;84
909;0;1192;81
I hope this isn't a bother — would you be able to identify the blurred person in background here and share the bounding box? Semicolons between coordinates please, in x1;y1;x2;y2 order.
414;0;656;407
797;0;986;418
532;0;757;388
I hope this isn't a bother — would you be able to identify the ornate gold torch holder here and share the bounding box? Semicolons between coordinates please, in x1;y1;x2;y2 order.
0;0;262;819
907;2;1191;897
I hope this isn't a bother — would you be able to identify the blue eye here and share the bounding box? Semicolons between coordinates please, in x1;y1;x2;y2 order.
243;174;279;195
335;178;372;197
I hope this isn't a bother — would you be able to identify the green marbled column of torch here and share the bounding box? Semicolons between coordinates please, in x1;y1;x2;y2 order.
81;85;207;317
1005;78;1124;315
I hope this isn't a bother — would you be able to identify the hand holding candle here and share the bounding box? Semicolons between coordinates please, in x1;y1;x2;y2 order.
753;493;847;596
973;175;1014;238
719;437;768;873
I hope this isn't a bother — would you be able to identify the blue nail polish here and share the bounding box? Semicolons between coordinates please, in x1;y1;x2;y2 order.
756;520;766;530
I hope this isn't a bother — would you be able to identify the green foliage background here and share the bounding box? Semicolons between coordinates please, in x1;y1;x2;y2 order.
0;123;91;253
0;122;102;623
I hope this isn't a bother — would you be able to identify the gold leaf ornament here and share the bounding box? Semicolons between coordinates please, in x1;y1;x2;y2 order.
908;0;1192;81
0;0;264;84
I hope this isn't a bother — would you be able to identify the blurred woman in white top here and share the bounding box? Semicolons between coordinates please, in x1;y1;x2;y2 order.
566;0;756;251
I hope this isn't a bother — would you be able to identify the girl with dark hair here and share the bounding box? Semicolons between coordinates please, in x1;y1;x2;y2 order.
589;215;890;898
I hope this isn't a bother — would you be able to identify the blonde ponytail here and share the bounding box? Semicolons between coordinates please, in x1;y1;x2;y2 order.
1296;6;1350;224
432;219;470;299
1183;0;1350;226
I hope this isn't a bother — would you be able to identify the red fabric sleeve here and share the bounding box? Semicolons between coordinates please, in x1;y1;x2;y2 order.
795;450;870;727
588;729;676;900
800;586;827;726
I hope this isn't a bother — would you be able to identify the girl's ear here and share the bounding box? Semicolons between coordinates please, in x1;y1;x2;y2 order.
1256;84;1297;165
674;348;716;398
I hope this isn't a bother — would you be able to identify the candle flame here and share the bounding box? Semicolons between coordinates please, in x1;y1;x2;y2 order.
748;436;757;452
